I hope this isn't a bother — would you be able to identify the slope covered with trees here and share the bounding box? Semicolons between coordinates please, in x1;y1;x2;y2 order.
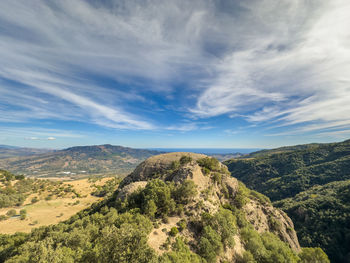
275;180;350;263
0;153;328;262
224;139;350;262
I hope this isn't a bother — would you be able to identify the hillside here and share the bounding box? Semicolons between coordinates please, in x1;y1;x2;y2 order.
274;180;350;263
224;139;350;201
0;146;52;159
0;145;161;178
224;139;350;262
0;153;328;262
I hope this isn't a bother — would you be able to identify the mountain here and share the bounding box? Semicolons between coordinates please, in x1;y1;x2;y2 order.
0;153;328;262
224;139;350;262
0;145;53;159
274;180;350;263
224;139;350;201
0;144;161;178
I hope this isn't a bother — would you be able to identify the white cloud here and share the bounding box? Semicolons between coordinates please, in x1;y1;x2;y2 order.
0;0;350;136
191;0;350;133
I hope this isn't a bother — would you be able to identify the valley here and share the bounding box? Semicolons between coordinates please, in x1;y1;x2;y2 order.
0;145;161;178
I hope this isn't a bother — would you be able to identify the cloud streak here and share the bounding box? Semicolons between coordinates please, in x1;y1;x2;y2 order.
191;0;350;134
0;0;350;138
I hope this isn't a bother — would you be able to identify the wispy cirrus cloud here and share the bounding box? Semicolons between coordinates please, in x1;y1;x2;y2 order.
190;0;350;134
0;0;350;142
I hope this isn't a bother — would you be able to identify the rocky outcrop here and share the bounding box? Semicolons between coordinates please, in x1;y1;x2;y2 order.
117;152;301;261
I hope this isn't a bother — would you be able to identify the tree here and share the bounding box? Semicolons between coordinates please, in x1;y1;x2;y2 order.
144;199;157;219
20;209;27;220
299;247;330;263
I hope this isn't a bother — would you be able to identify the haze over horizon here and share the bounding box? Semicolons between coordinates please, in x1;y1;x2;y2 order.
1;0;350;149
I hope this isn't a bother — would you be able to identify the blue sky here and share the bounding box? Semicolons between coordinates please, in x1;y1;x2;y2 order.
1;0;350;149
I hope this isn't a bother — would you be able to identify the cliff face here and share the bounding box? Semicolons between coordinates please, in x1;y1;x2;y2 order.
118;152;300;261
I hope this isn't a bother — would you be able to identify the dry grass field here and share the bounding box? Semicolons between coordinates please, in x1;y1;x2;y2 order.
0;177;114;234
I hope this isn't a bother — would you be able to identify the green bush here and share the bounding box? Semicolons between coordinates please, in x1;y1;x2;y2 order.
199;226;222;263
299;247;330;263
6;209;16;217
31;197;39;203
19;209;27;220
169;227;179;237
180;156;193;165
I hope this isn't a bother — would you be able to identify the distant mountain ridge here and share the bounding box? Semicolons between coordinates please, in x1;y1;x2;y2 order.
0;145;53;159
0;144;161;178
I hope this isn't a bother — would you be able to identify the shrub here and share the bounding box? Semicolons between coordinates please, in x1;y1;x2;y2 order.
212;172;222;183
20;209;27;220
198;226;223;263
197;157;220;171
180;156;192;165
6;209;16;217
172;180;197;204
169;227;179;237
171;160;180;170
31;197;39;203
177;219;187;232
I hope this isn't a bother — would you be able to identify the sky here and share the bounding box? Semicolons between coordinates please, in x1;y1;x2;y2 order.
0;0;350;149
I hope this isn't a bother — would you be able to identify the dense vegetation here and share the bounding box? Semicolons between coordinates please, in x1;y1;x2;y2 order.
224;139;350;201
90;177;121;198
224;139;350;262
0;156;328;262
275;180;350;263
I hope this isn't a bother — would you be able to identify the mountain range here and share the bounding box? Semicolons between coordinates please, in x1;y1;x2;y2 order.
0;145;161;178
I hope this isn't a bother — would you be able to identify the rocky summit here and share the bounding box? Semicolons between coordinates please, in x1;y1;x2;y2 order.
117;152;301;262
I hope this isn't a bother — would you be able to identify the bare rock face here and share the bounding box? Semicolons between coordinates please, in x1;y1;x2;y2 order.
244;200;300;251
120;152;206;186
117;152;301;260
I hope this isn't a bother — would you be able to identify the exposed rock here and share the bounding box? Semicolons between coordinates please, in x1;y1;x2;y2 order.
117;152;301;261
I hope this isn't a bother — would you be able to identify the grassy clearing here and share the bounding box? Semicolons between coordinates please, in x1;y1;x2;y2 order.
0;177;114;234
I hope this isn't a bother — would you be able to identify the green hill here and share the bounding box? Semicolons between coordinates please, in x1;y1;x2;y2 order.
224;139;350;201
224;139;350;262
0;153;328;263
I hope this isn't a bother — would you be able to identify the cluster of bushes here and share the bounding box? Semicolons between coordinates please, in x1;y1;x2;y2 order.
197;157;221;175
0;170;80;209
118;179;197;219
0;209;26;221
91;177;121;198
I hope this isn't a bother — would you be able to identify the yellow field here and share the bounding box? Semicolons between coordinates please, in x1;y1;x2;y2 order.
0;177;113;234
